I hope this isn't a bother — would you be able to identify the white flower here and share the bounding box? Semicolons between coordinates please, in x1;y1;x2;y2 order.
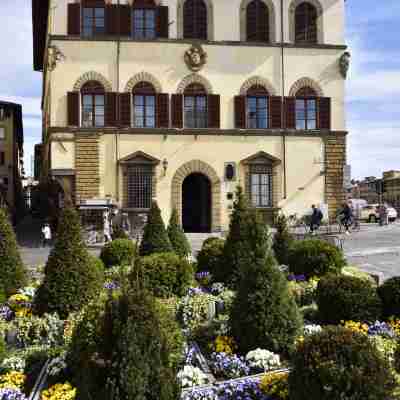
177;365;209;388
304;324;322;336
245;348;281;371
2;356;26;372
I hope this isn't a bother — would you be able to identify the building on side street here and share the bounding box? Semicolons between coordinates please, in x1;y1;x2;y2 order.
0;101;24;222
32;0;348;235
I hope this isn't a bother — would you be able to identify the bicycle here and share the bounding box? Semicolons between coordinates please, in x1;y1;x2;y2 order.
336;215;360;234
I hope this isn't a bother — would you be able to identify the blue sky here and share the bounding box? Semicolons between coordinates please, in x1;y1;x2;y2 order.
0;0;399;179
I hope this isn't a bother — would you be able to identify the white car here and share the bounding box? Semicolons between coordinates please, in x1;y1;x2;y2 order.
360;204;397;223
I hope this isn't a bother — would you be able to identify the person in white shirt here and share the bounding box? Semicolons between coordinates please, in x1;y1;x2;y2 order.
41;223;52;247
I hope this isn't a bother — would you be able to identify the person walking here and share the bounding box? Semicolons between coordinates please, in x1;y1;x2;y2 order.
310;204;323;234
41;223;52;247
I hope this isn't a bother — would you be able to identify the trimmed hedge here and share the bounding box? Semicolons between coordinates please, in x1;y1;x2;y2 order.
196;237;225;276
316;274;382;324
100;239;135;268
377;276;400;319
288;239;346;278
133;252;193;298
289;326;397;400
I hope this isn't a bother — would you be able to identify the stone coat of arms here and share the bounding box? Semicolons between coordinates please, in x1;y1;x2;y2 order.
184;43;207;72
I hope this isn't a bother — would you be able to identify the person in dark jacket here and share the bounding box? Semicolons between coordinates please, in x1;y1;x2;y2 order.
310;204;323;234
340;202;353;234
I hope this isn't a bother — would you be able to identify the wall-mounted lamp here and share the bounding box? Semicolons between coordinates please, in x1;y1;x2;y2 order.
162;159;168;176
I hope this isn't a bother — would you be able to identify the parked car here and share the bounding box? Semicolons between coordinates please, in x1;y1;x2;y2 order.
360;204;397;223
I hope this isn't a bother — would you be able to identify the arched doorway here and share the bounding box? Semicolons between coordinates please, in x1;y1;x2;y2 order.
182;173;211;233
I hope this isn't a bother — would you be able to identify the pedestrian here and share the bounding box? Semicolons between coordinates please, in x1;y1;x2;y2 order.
310;204;323;234
41;223;52;247
103;210;112;243
379;204;387;226
340;201;353;235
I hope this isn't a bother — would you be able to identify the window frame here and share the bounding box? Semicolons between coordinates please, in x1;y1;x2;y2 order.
81;5;106;37
295;87;318;130
132;7;157;39
132;82;156;128
294;2;318;44
80;81;105;128
246;0;269;42
249;164;273;208
126;163;153;209
183;0;208;40
183;83;208;129
246;85;269;129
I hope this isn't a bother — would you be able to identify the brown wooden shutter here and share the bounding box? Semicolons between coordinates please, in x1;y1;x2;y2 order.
208;95;220;129
120;5;132;36
105;92;117;126
68;4;81;36
318;97;331;130
234;96;246;129
157;6;169;38
67;92;79;126
106;5;119;35
119;93;131;127
284;97;296;129
156;94;169;128
171;94;183;128
269;96;282;129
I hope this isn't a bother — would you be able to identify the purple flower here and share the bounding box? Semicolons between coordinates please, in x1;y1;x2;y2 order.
368;321;395;338
0;388;27;400
187;287;205;296
104;281;119;290
210;352;250;379
0;305;14;321
196;271;211;279
288;274;306;282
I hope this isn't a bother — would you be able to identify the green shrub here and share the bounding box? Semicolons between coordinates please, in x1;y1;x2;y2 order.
316;275;382;324
394;342;400;374
289;326;397;400
139;201;173;256
100;239;135;268
273;214;294;266
0;336;6;364
230;210;302;355
34;208;104;319
89;255;105;272
111;226;129;240
288;239;346;278
0;208;27;295
378;277;400;319
167;208;191;258
133;252;193;298
196;237;225;276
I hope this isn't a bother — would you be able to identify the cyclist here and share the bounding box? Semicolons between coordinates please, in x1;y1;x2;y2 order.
339;201;353;235
310;204;323;234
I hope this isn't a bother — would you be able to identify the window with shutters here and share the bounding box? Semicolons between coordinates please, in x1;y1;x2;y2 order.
250;164;273;207
246;0;269;42
246;85;269;128
183;0;208;40
295;86;317;130
127;164;153;209
132;82;156;128
81;81;105;127
184;84;207;128
295;2;317;43
82;5;105;37
132;8;156;38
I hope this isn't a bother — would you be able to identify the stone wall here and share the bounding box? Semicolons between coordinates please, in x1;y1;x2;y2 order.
75;134;100;201
325;133;346;220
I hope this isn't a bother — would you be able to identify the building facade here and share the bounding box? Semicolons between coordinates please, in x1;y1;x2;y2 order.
32;0;348;233
0;101;24;220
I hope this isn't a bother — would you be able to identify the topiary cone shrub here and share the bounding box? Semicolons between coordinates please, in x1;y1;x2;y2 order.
0;208;27;295
377;276;400;319
272;214;294;266
289;326;397;400
230;210;302;355
139;201;173;257
34;207;104;319
100;238;135;268
167;208;191;258
316;274;382;324
196;237;225;276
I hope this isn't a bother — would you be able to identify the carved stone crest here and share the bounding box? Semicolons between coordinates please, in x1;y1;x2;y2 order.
339;51;351;79
47;46;65;71
184;43;207;72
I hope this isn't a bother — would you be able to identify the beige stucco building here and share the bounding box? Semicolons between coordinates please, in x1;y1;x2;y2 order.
32;0;348;233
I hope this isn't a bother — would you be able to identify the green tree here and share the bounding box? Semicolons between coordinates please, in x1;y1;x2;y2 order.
272;214;294;266
0;208;26;295
167;208;191;258
230;210;302;354
34;207;103;319
139;201;173;257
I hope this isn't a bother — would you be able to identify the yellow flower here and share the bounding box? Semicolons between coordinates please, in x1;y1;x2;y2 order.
0;371;26;390
260;372;289;400
341;320;369;335
389;318;400;336
41;382;76;400
210;336;237;355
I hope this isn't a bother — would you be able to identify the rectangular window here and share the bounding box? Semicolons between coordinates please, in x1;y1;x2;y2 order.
296;98;317;130
184;96;207;128
82;7;105;37
0;127;4;139
82;94;105;127
133;95;156;128
247;97;268;129
0;152;4;165
133;9;156;39
250;165;272;207
127;164;153;209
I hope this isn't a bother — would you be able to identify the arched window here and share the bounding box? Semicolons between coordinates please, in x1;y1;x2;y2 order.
132;0;157;39
133;82;156;128
183;0;208;40
246;0;269;42
295;2;317;43
82;0;105;37
184;83;207;128
81;81;105;127
247;85;269;128
295;86;317;130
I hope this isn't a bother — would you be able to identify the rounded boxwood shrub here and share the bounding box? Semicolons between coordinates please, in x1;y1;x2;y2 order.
316;275;382;324
377;276;400;318
288;239;346;278
100;239;135;268
197;237;225;276
0;208;27;295
34;208;104;319
133;252;193;298
289;326;397;400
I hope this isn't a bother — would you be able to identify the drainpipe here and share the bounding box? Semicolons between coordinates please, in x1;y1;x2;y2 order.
280;0;287;199
115;0;121;203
